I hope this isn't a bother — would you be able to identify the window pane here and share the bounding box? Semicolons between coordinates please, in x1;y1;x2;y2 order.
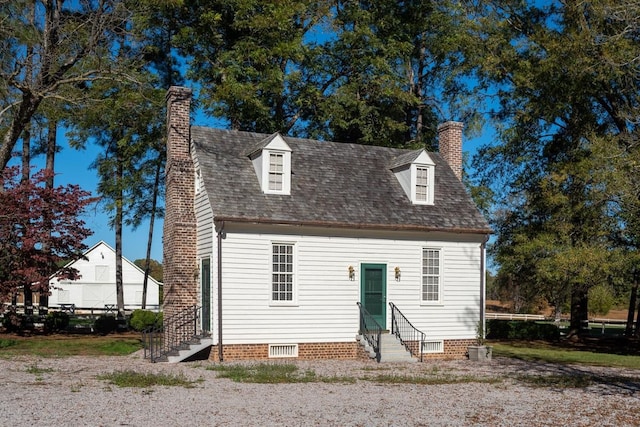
272;243;294;302
269;153;284;191
422;248;440;302
416;167;428;202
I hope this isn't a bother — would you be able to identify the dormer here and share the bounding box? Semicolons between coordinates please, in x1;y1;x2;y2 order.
389;149;435;205
246;133;292;195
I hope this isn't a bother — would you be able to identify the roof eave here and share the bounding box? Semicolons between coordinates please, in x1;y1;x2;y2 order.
213;216;492;235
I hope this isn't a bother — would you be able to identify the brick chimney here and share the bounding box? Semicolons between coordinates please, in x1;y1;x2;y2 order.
437;121;464;181
163;86;197;319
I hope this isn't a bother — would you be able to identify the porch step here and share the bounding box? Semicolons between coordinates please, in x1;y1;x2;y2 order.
165;335;214;363
357;333;417;363
379;334;417;363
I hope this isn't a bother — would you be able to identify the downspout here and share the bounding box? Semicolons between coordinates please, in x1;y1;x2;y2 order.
480;235;489;337
217;221;225;362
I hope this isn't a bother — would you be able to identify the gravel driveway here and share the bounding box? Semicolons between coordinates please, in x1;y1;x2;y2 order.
1;351;639;426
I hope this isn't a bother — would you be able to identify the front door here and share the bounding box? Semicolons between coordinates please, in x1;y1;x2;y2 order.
360;264;386;329
201;258;211;332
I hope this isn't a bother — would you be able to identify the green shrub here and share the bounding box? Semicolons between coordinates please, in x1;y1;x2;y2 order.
94;315;117;335
486;319;560;341
1;311;23;333
129;310;160;331
44;311;69;333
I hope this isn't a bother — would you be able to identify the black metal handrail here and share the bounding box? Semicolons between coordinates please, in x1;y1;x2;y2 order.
143;305;203;363
356;302;382;362
389;302;426;362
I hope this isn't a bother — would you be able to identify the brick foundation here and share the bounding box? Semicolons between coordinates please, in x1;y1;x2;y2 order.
422;339;476;360
208;339;474;362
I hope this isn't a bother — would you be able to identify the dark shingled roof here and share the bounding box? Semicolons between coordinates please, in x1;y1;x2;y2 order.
192;127;491;234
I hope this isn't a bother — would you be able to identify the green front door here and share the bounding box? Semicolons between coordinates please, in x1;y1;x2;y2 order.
361;264;386;329
201;258;211;332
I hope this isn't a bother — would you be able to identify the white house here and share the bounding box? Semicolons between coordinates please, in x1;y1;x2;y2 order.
48;241;161;311
162;86;491;361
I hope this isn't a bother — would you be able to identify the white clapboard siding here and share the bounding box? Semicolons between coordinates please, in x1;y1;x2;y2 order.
203;224;483;345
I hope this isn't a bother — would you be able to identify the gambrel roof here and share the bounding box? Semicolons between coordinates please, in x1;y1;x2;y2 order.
192;127;491;234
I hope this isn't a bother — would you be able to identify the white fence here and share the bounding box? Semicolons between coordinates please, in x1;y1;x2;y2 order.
485;312;546;321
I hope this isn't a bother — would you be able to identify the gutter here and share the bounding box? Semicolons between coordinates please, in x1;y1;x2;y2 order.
216;220;225;362
480;234;490;338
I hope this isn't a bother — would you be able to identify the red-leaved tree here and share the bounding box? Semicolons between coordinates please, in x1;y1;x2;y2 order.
0;166;96;302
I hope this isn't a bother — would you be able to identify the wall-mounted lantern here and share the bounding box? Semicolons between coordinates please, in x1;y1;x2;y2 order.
394;266;401;281
348;265;355;281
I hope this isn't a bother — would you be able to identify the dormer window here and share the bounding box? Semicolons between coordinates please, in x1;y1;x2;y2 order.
390;149;435;205
412;164;434;204
246;133;292;195
415;167;429;202
269;152;284;191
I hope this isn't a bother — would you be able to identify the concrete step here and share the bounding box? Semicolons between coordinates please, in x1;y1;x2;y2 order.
379;334;416;363
357;333;417;363
166;336;214;363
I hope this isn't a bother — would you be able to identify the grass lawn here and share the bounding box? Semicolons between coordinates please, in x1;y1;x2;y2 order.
0;332;142;357
492;340;640;369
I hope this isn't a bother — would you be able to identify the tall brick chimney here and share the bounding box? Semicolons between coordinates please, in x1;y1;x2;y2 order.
437;121;464;181
163;86;197;319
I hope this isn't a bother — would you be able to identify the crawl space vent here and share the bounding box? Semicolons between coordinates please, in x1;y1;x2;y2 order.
268;344;298;358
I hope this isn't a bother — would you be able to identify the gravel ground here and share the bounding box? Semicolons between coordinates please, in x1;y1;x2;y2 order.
1;351;640;427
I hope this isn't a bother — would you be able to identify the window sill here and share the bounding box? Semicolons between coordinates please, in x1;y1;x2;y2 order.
269;302;299;307
420;302;444;307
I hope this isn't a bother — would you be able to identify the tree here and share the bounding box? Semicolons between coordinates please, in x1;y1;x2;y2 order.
67;78;165;317
0;0;135;171
308;0;479;147
175;0;329;134
470;0;639;334
0;166;94;300
133;259;163;283
175;0;480;148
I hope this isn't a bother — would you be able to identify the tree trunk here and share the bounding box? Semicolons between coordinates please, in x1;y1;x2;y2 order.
626;274;638;336
115;151;125;318
0;93;43;170
570;286;589;337
141;155;162;310
22;125;32;314
635;295;640;339
39;120;57;314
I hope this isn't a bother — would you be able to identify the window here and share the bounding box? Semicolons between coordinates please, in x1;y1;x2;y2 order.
247;134;291;194
416;167;429;202
422;248;441;302
272;244;294;302
268;153;284;191
95;265;109;282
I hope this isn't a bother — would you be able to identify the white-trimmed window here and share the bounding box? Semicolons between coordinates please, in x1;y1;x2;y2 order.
416;167;429;202
422;248;441;302
268;152;284;191
272;243;294;302
248;134;292;195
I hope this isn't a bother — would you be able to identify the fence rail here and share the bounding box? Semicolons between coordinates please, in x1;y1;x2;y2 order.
485;312;546;321
1;302;161;316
